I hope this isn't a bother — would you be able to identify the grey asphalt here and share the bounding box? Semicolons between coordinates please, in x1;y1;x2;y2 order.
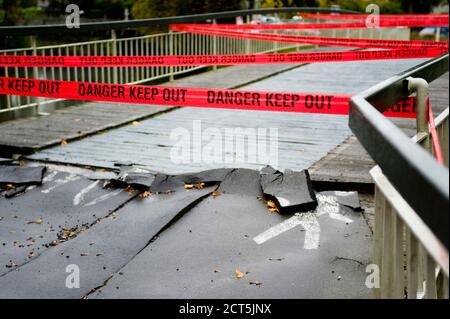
0;165;372;298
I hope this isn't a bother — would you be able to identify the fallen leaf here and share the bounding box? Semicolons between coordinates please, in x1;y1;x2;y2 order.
125;185;135;193
265;200;279;213
60;139;68;146
235;269;245;279
195;182;205;189
184;184;194;190
212;191;221;197
96;253;103;257
27;251;34;258
139;191;152;198
132;121;140;125
18;160;25;166
26;218;42;225
6;184;15;190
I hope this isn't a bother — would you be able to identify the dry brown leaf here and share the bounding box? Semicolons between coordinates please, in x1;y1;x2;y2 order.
265;200;279;213
60;139;68;146
26;218;42;225
212;191;221;197
125;185;135;193
235;269;245;279
195;182;205;189
184;184;194;190
18;160;25;166
6;184;15;190
139;191;152;198
27;251;34;258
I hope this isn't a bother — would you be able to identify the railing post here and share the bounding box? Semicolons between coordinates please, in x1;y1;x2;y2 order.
435;27;441;42
30;36;40;114
111;30;118;84
408;77;430;136
212;19;217;71
169;29;175;81
245;15;251;54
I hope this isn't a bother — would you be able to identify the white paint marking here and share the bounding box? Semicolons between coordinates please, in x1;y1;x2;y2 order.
41;173;80;194
73;180;100;206
297;213;320;250
253;215;302;245
84;188;123;207
253;194;353;249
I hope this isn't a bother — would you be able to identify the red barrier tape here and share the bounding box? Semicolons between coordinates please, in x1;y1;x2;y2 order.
0;47;445;67
427;99;445;165
171;25;449;50
300;13;449;24
0;76;417;118
174;18;449;29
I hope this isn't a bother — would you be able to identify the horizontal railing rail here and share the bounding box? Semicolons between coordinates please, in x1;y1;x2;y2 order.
350;53;449;298
0;7;360;36
349;53;449;250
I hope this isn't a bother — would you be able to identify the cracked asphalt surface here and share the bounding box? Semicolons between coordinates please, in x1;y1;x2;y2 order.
0;163;372;298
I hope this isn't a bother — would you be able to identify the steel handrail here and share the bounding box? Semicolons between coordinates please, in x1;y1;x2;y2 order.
349;53;449;250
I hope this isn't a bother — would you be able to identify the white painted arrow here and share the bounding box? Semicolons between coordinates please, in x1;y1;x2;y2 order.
253;194;353;249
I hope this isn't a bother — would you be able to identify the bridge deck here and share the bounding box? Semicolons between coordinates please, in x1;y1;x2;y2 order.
0;56;448;299
27;58;431;176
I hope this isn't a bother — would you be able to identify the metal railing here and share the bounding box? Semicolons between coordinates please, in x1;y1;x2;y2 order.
0;30;304;118
350;54;449;299
0;7;410;122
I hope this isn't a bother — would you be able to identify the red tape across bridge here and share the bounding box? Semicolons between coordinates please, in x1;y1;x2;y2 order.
1;13;448;118
0;47;446;67
0;76;417;118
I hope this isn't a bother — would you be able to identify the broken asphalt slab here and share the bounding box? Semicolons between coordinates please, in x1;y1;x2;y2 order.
0;169;137;277
89;188;371;299
0;165;367;298
0;165;46;186
0;185;214;298
260;168;317;214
